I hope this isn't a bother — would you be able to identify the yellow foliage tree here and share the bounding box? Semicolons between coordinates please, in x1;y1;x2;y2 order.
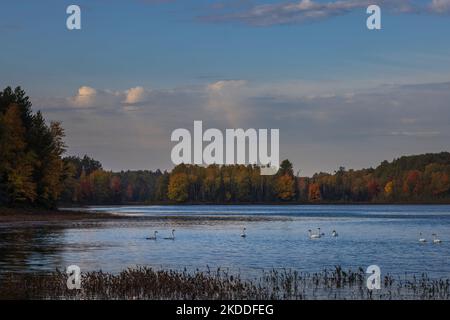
168;172;189;202
384;181;394;197
275;174;295;201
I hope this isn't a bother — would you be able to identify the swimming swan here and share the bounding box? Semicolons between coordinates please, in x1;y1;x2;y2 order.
308;229;321;239
419;232;427;243
164;229;176;240
331;230;338;237
146;231;158;240
432;233;442;244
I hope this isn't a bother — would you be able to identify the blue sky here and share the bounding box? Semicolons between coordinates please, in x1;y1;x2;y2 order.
1;0;450;175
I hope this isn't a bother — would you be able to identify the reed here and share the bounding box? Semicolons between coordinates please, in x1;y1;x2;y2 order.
1;266;449;300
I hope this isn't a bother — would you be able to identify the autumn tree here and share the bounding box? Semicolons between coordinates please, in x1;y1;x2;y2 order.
27;113;67;207
297;177;309;202
57;153;450;205
235;166;252;201
278;159;294;176
1;87;69;208
168;172;189;202
308;183;321;202
110;175;122;203
367;179;380;200
402;170;422;198
155;172;169;202
64;155;103;178
0;104;36;204
275;174;295;201
384;181;394;199
0;87;33;131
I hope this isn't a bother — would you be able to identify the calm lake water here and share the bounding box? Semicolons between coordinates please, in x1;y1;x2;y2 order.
1;205;450;279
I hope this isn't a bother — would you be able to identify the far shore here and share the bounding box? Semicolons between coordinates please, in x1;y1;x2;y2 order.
0;207;282;223
2;201;450;223
0;207;120;223
62;200;450;206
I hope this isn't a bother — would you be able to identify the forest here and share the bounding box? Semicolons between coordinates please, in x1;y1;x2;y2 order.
1;86;450;208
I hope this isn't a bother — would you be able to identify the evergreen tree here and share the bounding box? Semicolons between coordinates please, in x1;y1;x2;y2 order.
0;87;68;208
0;104;36;204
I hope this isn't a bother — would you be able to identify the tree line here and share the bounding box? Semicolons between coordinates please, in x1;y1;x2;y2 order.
60;154;450;205
1;87;450;207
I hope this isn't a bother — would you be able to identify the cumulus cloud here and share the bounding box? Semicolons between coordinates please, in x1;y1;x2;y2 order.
67;85;155;110
124;86;148;105
71;86;97;107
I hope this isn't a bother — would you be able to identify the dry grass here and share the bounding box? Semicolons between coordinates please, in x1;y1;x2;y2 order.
1;266;449;300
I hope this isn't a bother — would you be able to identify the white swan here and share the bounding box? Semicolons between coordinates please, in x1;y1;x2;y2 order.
164;229;176;240
318;227;325;237
432;233;442;244
308;229;321;239
331;230;338;237
418;232;427;243
146;231;158;240
241;227;247;238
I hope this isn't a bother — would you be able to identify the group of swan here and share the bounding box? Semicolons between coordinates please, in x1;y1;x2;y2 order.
146;229;175;240
308;228;338;239
147;228;246;240
147;228;442;244
419;232;442;244
148;227;336;240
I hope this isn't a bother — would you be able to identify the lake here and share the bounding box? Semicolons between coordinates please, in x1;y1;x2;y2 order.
1;205;450;279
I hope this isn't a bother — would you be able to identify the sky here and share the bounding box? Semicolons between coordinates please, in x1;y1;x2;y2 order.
1;0;450;176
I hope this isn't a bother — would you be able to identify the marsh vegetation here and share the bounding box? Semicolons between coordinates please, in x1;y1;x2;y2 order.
1;266;449;300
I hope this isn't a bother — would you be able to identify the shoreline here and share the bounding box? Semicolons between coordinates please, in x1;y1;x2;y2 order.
0;207;284;223
62;201;450;206
0;207;121;223
2;202;450;223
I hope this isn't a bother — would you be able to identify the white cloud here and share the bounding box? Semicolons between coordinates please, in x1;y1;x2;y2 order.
206;80;249;125
72;86;97;107
430;0;450;13
389;131;440;137
67;85;156;110
124;86;148;104
207;80;247;92
200;0;443;26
